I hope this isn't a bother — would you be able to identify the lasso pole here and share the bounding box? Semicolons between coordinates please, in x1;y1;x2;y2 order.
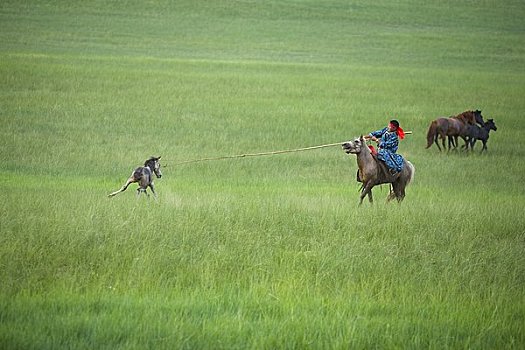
169;131;412;166
172;141;344;166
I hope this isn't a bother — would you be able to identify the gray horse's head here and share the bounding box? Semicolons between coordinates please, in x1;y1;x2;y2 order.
342;136;366;154
145;156;162;178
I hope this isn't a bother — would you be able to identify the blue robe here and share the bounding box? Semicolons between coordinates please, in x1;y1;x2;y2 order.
369;127;404;172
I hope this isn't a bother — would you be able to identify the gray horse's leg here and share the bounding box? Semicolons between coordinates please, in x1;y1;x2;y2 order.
386;188;397;202
388;185;401;203
389;175;403;203
360;183;373;205
359;190;366;206
396;186;406;202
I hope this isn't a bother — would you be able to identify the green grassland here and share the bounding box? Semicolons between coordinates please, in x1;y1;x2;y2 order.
1;0;524;348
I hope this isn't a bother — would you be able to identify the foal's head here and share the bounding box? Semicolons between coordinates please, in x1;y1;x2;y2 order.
485;119;497;132
342;136;366;154
145;156;162;178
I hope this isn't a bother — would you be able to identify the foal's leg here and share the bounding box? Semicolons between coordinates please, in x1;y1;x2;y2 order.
108;177;136;197
462;137;469;150
481;140;487;153
149;182;157;199
136;177;151;198
136;187;149;197
470;139;477;151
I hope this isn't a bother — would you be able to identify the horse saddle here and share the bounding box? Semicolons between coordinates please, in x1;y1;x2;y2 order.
356;155;400;183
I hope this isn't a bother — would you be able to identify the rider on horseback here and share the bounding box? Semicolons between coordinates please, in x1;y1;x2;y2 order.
365;119;405;176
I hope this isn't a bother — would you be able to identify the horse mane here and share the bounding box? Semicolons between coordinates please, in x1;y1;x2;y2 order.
454;110;476;124
144;156;160;167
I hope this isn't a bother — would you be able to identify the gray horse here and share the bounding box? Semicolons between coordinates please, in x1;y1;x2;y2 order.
108;156;162;198
342;136;415;205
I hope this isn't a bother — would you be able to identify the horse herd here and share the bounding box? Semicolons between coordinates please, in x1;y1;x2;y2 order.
108;110;497;205
426;110;497;153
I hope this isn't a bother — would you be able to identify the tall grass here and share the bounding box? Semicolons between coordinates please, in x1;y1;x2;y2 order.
1;0;524;348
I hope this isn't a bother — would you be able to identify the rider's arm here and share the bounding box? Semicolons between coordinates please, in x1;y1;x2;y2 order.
368;128;387;143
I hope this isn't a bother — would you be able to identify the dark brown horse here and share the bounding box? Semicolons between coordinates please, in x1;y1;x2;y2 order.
108;156;162;198
426;110;484;151
342;136;415;205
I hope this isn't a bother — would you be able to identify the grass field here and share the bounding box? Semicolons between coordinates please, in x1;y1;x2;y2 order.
1;0;524;348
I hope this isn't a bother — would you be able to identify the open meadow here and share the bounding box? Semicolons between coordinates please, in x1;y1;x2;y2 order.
1;0;524;348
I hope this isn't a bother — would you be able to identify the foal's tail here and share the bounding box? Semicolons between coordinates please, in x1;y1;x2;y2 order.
426;120;438;148
108;177;135;198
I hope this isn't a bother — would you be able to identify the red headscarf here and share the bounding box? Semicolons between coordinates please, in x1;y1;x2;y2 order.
389;121;405;140
396;126;405;140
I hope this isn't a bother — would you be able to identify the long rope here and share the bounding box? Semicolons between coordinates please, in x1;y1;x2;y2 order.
171;141;345;166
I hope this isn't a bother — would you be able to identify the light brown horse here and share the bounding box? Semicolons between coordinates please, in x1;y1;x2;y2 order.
426;110;484;151
342;136;415;205
108;156;162;198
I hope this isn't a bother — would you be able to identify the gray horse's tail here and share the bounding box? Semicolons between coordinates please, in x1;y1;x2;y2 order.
406;161;415;184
